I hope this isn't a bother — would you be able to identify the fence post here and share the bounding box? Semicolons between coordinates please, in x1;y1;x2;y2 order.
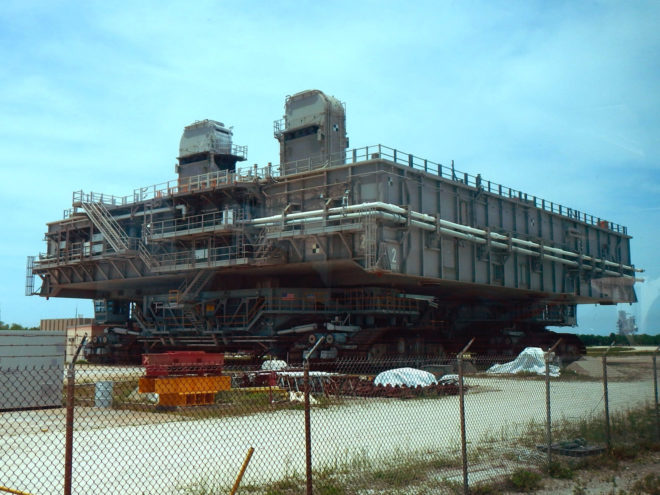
458;338;475;495
229;447;255;495
654;346;660;440
545;339;562;468
64;336;87;495
602;343;614;452
304;337;324;495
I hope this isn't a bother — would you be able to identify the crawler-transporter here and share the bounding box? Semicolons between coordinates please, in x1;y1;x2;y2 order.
28;90;639;363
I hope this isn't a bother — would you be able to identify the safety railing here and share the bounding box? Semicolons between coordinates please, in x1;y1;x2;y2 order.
67;144;627;234
251;289;422;316
144;290;422;333
71;166;272;211
153;244;249;270
34;238;146;268
147;209;247;239
35;242;99;268
274;145;627;234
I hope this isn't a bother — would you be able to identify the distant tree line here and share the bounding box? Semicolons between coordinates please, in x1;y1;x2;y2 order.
0;321;39;330
578;333;660;346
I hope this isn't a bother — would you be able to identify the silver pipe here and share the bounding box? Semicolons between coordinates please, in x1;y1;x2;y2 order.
278;323;318;335
112;206;173;221
436;216;637;273
249;202;637;278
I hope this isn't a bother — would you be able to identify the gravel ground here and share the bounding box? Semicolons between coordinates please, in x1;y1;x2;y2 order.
495;451;660;495
0;358;657;494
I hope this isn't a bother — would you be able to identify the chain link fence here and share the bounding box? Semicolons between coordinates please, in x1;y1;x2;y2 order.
1;341;658;494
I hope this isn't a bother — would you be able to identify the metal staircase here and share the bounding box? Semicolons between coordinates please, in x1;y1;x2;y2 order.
177;269;216;303
252;228;271;261
81;201;129;252
82;201;156;269
184;307;206;331
136;243;156;270
131;303;151;332
220;297;266;331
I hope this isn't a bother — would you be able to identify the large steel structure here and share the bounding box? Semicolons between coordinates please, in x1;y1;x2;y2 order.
28;90;640;363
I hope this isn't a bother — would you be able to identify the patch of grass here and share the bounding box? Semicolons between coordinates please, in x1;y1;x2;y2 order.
372;462;423;487
175;478;226;495
586;346;657;357
508;468;543;492
586;346;630;356
547;460;574;479
573;452;620;472
469;481;505;494
437;478;466;494
111;379;140;405
429;454;462;470
316;479;346;495
610;444;639;461
548;405;658;455
264;476;305;495
630;473;660;495
572;480;587;495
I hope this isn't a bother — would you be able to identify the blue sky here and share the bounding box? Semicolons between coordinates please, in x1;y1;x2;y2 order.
1;1;658;334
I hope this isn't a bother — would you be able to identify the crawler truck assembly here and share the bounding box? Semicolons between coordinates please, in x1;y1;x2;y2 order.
27;90;640;364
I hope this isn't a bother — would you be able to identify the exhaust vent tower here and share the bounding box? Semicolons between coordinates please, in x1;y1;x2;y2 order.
274;90;347;174
177;119;247;178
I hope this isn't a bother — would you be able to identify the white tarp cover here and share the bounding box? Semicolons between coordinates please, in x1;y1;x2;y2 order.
374;367;438;387
487;347;560;377
261;360;288;370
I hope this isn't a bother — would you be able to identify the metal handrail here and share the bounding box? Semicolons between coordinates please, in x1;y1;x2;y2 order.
148;209;246;238
213;292;421;329
68;144;627;234
153;244;248;268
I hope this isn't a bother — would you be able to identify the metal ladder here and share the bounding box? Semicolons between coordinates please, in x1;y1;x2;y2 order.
364;218;378;269
25;256;36;296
